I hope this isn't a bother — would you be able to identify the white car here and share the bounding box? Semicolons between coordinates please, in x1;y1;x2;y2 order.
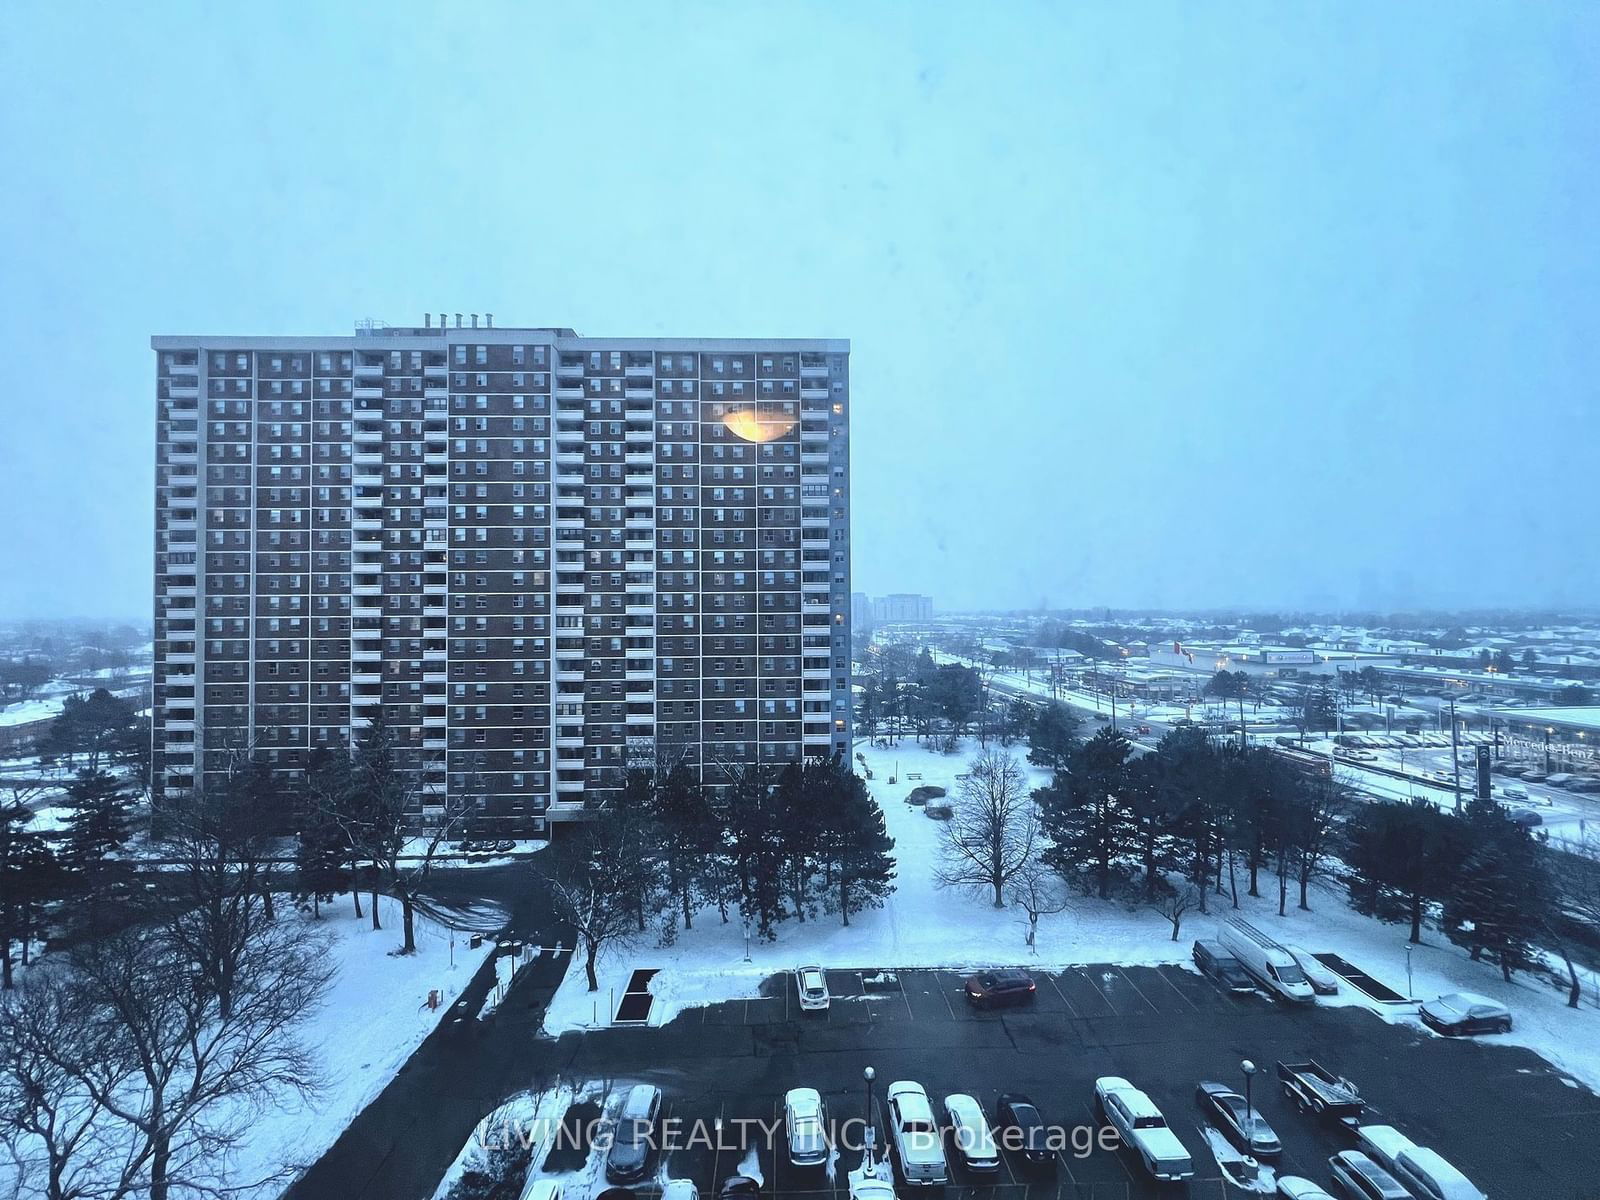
1276;1177;1335;1200
519;1181;563;1200
784;1087;829;1167
885;1081;947;1186
1093;1077;1193;1182
942;1093;999;1174
796;964;830;1011
660;1184;698;1200
1283;945;1341;995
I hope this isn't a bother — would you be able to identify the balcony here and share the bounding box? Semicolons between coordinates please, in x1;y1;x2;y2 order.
354;386;383;401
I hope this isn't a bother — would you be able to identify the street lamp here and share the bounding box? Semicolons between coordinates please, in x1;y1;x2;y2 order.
862;1066;877;1162
1404;943;1414;999
1241;1060;1257;1130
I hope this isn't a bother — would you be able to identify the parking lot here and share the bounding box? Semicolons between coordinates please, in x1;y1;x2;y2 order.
545;965;1600;1200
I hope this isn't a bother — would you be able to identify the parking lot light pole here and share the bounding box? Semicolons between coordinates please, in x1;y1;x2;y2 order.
1241;1060;1256;1129
863;1066;877;1163
1405;943;1414;999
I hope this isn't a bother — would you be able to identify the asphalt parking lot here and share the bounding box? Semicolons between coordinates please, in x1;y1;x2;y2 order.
543;965;1600;1200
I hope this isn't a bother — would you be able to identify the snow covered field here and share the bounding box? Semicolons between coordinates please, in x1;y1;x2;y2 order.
542;737;1600;1095
229;897;493;1193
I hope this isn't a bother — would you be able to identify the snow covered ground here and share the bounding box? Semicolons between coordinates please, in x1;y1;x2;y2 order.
229;897;493;1193
542;738;1600;1095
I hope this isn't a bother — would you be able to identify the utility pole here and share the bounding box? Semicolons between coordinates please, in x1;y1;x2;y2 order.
1449;697;1463;813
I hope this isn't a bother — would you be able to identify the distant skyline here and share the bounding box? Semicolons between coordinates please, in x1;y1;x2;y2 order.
2;2;1597;619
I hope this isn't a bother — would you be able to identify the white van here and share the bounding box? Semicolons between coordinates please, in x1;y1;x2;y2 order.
1357;1126;1485;1200
1218;919;1315;1003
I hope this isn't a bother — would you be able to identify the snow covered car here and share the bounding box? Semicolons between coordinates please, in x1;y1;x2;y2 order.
795;965;830;1011
1419;992;1511;1036
519;1180;563;1200
1094;1077;1193;1182
1275;1178;1336;1200
942;1093;999;1174
1329;1150;1411;1200
885;1081;947;1186
660;1183;699;1200
1283;945;1341;995
1192;939;1255;992
784;1087;829;1167
1195;1081;1281;1158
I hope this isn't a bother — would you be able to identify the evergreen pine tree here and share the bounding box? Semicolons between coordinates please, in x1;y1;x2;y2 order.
1026;701;1081;774
654;763;720;933
821;763;896;925
62;767;136;916
1442;798;1551;980
1038;726;1135;899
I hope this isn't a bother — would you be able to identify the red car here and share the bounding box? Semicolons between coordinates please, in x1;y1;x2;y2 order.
964;971;1036;1009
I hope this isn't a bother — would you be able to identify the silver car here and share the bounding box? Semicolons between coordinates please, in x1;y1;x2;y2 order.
784;1087;829;1167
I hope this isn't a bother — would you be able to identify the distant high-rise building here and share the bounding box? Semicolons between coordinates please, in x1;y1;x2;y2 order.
851;592;873;630
872;593;934;624
151;320;852;834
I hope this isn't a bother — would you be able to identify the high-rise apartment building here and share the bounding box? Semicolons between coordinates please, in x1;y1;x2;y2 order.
152;318;852;834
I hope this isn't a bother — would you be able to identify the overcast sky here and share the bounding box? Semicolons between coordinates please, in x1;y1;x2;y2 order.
1;2;1595;620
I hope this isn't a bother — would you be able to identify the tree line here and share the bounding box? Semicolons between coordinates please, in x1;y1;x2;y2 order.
537;754;896;991
935;698;1596;998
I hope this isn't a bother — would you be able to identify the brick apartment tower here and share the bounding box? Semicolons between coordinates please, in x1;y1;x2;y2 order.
152;318;852;834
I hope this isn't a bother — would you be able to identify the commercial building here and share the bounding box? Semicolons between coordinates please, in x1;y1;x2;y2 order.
1146;642;1400;679
152;317;852;834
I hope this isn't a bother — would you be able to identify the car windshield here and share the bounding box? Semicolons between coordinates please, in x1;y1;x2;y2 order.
1276;963;1307;984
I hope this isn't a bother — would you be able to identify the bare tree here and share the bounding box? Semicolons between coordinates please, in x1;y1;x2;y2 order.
0;911;330;1200
1547;831;1600;1009
67;917;330;1200
935;749;1041;908
1008;859;1073;951
1150;884;1200;941
536;814;644;992
0;963;133;1200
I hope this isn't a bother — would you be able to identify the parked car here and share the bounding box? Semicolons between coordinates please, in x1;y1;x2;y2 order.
1419;992;1512;1035
1193;939;1256;992
660;1183;698;1200
1500;783;1529;800
795;965;830;1012
1219;919;1315;1003
993;1092;1054;1171
942;1093;999;1175
963;970;1036;1009
1570;776;1600;793
717;1177;761;1200
1194;1082;1281;1158
520;1180;564;1200
1276;1178;1336;1200
1093;1077;1193;1182
1328;1150;1411;1200
494;838;515;852
1356;1126;1486;1200
1521;770;1548;783
1283;945;1341;995
784;1088;828;1167
604;1084;663;1182
1506;807;1543;828
885;1081;947;1186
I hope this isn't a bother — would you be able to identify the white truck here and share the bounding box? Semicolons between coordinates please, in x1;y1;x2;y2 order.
1093;1077;1194;1183
885;1081;948;1187
1356;1125;1487;1200
1218;918;1316;1003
